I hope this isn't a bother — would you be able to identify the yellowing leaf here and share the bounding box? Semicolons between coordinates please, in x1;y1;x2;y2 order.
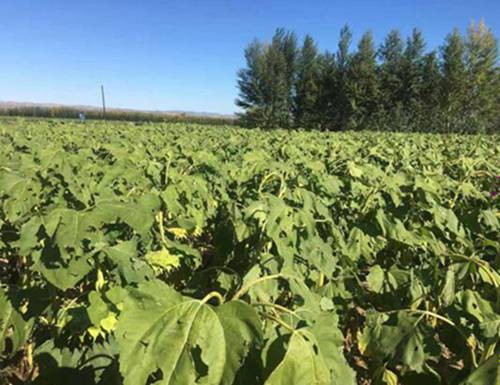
357;330;367;354
347;162;363;178
96;268;105;291
193;226;203;237
145;248;180;271
100;313;117;332
166;227;188;239
87;326;102;340
382;368;398;385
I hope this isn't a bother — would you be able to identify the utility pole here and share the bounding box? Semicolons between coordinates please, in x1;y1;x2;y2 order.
101;85;106;118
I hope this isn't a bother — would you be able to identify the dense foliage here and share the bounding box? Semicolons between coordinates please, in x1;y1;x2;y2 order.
236;21;499;133
0;119;499;385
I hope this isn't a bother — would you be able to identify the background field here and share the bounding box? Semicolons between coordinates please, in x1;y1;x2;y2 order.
0;119;499;385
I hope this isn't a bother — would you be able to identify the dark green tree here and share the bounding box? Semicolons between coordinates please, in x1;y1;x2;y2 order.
420;51;442;131
294;35;320;128
334;25;353;130
465;20;499;132
236;29;297;128
315;51;337;130
379;30;405;129
402;29;426;128
235;40;267;127
280;30;299;125
346;31;380;130
440;28;468;132
236;23;498;133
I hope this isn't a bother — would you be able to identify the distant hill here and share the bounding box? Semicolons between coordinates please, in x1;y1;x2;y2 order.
0;101;236;119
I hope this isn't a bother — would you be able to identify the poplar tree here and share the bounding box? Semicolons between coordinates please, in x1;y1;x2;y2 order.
236;29;297;128
294;35;320;128
315;52;337;130
440;29;467;132
379;30;405;129
235;40;267;127
276;28;298;128
465;20;499;132
334;25;353;130
236;22;498;133
420;51;442;130
346;31;380;130
402;29;426;128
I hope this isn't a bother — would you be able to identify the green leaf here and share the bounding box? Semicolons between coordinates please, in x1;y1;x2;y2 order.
122;193;161;237
34;339;119;385
480;209;498;229
264;329;330;385
103;239;154;284
0;290;31;356
0;172;25;194
35;250;93;290
14;216;42;255
460;353;500;385
367;265;385;293
309;313;356;385
360;311;439;372
105;240;138;261
344;227;374;262
347;162;363;178
87;291;109;326
144;247;180;271
116;280;259;385
440;267;456;306
457;290;497;323
215;301;263;385
402;331;427;372
43;209;92;260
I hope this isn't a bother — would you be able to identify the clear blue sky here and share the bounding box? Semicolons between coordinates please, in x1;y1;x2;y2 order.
1;1;498;114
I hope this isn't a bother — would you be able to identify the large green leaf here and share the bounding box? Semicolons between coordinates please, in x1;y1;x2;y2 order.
264;329;330;385
309;313;356;385
460;353;500;385
0;290;31;357
360;311;440;373
116;280;260;385
34;249;93;291
215;301;263;385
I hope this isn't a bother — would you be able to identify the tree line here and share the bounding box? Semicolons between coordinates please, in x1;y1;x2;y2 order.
0;106;237;126
236;20;499;133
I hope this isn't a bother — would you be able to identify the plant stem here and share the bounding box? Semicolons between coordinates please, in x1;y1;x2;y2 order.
233;273;298;300
261;312;295;332
253;302;301;319
201;291;224;305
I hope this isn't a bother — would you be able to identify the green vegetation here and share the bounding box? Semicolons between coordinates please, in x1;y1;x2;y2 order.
1;119;499;385
237;20;499;133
